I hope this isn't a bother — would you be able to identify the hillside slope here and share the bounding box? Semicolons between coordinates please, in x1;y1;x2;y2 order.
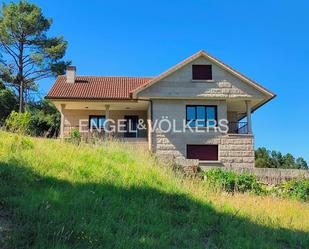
0;131;308;249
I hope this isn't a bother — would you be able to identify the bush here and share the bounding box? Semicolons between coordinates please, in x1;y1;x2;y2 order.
67;128;81;145
278;179;309;201
204;169;309;201
27;99;60;137
236;173;263;194
204;169;263;194
0;87;18;125
204;169;236;192
5;111;31;134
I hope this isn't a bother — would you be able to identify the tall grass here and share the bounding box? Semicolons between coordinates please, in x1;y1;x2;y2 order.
0;131;308;249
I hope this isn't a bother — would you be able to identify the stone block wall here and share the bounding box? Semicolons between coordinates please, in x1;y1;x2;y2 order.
202;167;309;185
152;131;184;159
152;130;255;168
236;167;309;184
219;134;255;168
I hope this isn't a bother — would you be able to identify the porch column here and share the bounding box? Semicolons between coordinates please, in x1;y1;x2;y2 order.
60;104;66;139
245;100;252;134
147;102;152;151
105;104;110;132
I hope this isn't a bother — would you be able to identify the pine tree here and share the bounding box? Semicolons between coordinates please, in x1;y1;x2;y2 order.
0;0;69;112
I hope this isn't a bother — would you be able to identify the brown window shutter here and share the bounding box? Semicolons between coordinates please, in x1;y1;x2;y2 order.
187;145;218;160
192;65;212;80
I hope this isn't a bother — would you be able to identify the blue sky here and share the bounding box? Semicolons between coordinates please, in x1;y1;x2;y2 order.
30;0;308;161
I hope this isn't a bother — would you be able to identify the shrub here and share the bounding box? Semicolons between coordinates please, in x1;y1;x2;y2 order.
67;128;81;145
5;111;31;134
0;87;18;125
204;169;263;194
278;179;309;201
204;169;309;201
204;169;236;192
235;173;263;194
27;99;60;137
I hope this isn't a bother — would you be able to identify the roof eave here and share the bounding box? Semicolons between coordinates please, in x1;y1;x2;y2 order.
45;96;133;101
252;93;277;114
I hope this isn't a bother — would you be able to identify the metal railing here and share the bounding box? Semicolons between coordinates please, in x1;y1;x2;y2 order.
228;122;248;134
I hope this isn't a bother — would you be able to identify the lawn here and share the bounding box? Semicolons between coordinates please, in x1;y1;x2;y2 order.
0;131;308;249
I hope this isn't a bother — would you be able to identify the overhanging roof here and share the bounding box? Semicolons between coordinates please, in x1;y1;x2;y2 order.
46;76;152;100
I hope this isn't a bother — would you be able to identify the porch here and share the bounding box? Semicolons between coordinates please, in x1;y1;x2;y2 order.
53;100;151;143
226;99;252;135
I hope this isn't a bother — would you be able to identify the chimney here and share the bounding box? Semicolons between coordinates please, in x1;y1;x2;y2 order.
66;66;76;83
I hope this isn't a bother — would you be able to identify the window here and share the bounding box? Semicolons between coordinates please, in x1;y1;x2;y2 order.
124;115;138;138
192;65;212;80
89;115;106;129
186;105;217;127
187;145;218;161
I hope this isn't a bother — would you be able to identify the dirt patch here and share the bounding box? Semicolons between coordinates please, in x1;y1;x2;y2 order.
0;210;13;249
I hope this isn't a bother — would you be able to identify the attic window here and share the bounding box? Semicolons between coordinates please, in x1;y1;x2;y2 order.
192;65;212;80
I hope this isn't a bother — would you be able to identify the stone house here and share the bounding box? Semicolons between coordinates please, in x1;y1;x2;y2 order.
46;50;275;168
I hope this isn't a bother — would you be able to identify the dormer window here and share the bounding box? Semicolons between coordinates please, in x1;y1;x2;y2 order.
192;65;212;80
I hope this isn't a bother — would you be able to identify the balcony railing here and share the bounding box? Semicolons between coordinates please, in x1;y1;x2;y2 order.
228;122;248;134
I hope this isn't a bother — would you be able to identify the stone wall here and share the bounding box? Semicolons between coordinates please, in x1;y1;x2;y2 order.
202;166;309;185
237;167;309;184
219;134;255;168
151;99;227;159
152;131;186;159
152;129;255;168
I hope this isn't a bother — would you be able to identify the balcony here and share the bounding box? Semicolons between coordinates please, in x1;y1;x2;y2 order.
228;121;249;134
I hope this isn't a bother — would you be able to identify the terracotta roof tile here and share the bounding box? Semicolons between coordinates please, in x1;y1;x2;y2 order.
46;76;152;100
46;50;275;101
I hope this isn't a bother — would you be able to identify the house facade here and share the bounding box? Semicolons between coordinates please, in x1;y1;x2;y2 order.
46;50;275;168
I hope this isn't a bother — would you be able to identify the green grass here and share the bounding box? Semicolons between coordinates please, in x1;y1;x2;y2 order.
0;131;308;249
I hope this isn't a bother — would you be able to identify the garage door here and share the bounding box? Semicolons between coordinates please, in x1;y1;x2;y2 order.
187;145;218;161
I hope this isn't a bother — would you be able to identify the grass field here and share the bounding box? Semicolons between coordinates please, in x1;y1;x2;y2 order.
0;131;308;249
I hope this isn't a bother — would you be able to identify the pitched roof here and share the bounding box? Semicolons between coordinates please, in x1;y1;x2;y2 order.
46;50;275;103
132;50;276;98
46;76;152;100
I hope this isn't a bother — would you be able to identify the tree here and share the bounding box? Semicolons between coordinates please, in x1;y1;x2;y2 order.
0;0;69;112
0;82;18;124
282;153;295;169
270;151;284;168
28;99;60;137
255;147;308;169
255;147;271;168
295;157;308;169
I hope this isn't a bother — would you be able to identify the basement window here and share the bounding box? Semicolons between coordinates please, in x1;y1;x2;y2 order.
192;65;212;80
